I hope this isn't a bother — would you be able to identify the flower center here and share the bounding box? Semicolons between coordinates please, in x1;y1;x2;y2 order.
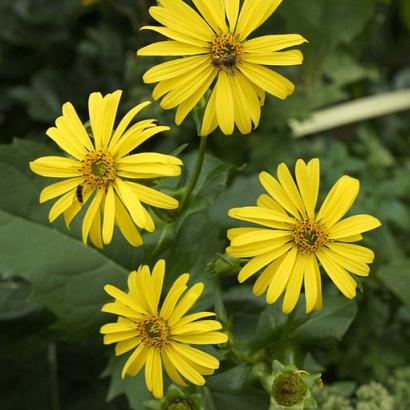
211;33;243;75
138;317;170;350
79;150;116;188
293;219;328;255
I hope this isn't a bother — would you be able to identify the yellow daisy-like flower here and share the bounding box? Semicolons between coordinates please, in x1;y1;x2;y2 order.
226;159;382;313
100;259;228;399
30;90;182;249
137;0;307;136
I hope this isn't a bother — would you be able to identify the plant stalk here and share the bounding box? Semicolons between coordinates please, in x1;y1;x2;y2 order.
179;135;207;213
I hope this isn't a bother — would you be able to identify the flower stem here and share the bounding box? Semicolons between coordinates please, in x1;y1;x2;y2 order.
179;135;207;213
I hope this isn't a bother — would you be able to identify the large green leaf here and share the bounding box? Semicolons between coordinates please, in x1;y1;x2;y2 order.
377;260;410;307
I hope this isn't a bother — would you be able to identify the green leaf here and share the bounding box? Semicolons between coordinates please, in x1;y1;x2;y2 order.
206;365;251;393
377;260;410;306
103;355;152;410
251;292;357;354
0;139;129;338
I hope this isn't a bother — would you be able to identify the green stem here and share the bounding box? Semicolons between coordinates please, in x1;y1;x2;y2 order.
48;342;61;410
179;135;207;213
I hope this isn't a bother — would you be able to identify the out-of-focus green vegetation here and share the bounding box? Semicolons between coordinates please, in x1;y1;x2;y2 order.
0;0;409;409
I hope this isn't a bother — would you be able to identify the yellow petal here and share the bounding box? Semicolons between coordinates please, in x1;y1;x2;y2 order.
102;185;115;245
140;26;208;47
224;0;240;31
227;236;292;258
89;206;103;249
115;338;141;356
162;350;188;386
171;331;228;345
143;56;207;83
30;156;81;178
168;283;204;326
236;0;282;41
160;274;190;320
326;242;374;264
104;284;146;313
114;195;143;247
200;86;218;137
266;246;298;304
252;255;285;296
39;177;82;203
316;249;357;299
237;243;293;282
192;0;227;33
170;343;219;369
329;215;381;240
243;50;304;66
259;171;301;219
166;346;205;385
316;176;360;228
150;1;214;41
122;344;148;378
228;206;296;227
322;247;371;277
138;41;206;56
243;34;308;53
215;72;235;135
109;101;151;150
304;254;319;313
151;349;163;399
238;62;295;99
81;189;104;244
127;182;178;210
46;125;84;159
282;254;306;313
48;189;76;223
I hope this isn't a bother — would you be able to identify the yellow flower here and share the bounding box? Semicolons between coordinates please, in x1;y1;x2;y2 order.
100;259;228;399
30;91;182;248
137;0;306;136
226;159;381;313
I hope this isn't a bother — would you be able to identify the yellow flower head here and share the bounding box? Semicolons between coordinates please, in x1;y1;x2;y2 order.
30;91;182;248
227;159;381;313
137;0;307;136
100;259;228;399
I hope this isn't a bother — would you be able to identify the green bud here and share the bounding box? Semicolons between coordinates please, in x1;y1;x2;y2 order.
272;373;307;407
166;399;193;410
207;253;241;276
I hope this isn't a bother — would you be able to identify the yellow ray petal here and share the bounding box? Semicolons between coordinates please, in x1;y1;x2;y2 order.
81;189;104;244
171;331;228;345
326;242;374;264
329;215;381;240
101;302;144;320
266;246;298;304
243;50;304;66
166;346;205;385
304;254;318;313
200;86;218;136
282;254;306;313
48;189;76;223
238;62;295;100
39;177;82;203
143;56;208;83
126;182;178;210
121;344;149;378
88;92;104;150
30;156;81;178
115;338;141;356
192;0;228;33
227;236;292;258
168;283;204;326
322;247;370;277
228;206;296;226
151;349;163;399
215;72;235;135
225;0;240;32
276;162;307;218
150;1;214;41
102;185;115;245
170;343;219;369
227;227;268;240
252;255;285;296
104;284;146;313
46;126;84;160
114;195;143;247
236;0;282;41
160;274;190;320
138;41;206;56
109;101;151;150
175;68;218;125
162;350;188;386
237;243;293;282
259;171;301;219
89;206;103;249
141;26;208;47
316;176;360;228
243;34;308;53
316;249;357;299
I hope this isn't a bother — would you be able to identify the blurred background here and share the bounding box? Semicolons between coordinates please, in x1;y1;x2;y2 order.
0;0;409;409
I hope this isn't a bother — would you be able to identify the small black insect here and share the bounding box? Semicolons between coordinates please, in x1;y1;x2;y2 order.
76;184;84;204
